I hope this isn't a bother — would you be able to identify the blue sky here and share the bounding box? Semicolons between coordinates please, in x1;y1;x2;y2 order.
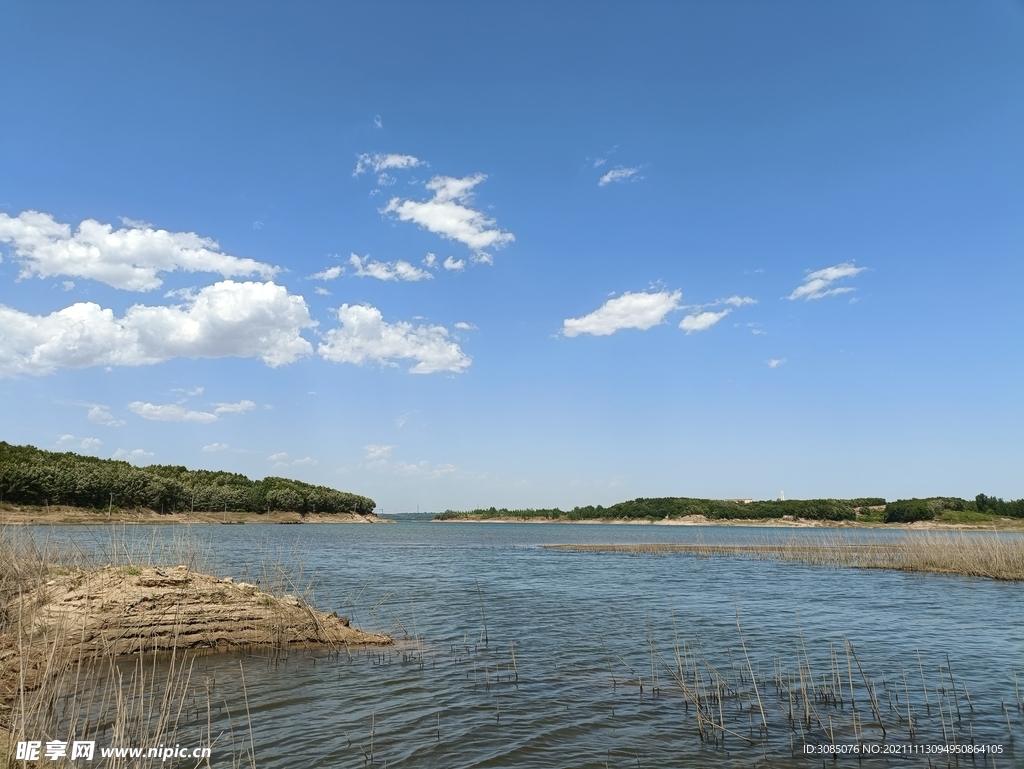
1;2;1022;511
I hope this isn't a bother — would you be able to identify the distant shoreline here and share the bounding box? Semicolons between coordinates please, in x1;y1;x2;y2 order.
433;514;1024;530
0;504;392;525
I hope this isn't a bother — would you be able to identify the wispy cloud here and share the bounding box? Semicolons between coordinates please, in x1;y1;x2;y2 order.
201;443;230;452
382;175;514;253
349;253;432;282
353;153;423;177
454;321;476;330
442;256;465;271
788;263;865;300
563;290;682;337
679;309;731;334
767;358;787;368
0;211;277;291
128;402;218;423
87;405;124;426
309;265;344;281
720;295;757;307
318;304;471;374
394;460;458;479
363;444;393;468
598;167;640;186
213;400;255;415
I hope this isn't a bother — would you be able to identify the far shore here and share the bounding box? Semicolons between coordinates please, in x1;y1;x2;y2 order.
433;513;1024;530
0;503;392;525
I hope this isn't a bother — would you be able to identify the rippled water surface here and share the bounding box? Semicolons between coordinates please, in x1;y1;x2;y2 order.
39;522;1024;767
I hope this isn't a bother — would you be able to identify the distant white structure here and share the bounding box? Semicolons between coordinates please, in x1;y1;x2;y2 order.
779;490;785;501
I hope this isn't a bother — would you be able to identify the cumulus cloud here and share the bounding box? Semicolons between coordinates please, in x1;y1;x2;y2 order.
364;444;394;461
291;456;317;466
88;405;124;427
202;443;230;452
442;256;465;271
382;175;514;253
0;211;277;291
318;304;471;374
454;321;476;330
0;280;315;377
680;309;732;334
788;263;865;300
563;290;682;337
349;253;432;282
128;402;218;423
598;167;640;186
213;400;255;415
309;265;344;281
353;153;422;176
113;448;154;462
267;452;289;462
314;287;331;296
57;434;102;453
767;358;787;368
422;253;438;269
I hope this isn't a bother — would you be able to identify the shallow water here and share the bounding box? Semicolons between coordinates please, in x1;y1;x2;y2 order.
33;523;1024;767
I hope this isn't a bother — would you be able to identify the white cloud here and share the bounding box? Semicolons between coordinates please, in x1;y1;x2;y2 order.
593;158;607;168
364;444;394;462
471;252;494;265
442;256;465;271
113;447;154;462
721;295;758;307
353;153;423;176
309;265;344;281
349;253;432;282
454;321;476;330
0;280;315;377
187;387;204;396
422;253;438;269
788;263;865;300
291;456;317;466
87;405;124;427
213;400;255;415
62;281;75;291
202;443;230;452
128;402;218;423
318;304;471;374
268;452;289;462
563;290;682;337
314;287;331;296
767;358;787;368
0;211;278;291
394;460;458;479
382;175;514;253
680;309;732;334
57;435;102;453
598;167;640;186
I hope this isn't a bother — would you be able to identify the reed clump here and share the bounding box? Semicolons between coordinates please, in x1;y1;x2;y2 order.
546;531;1024;580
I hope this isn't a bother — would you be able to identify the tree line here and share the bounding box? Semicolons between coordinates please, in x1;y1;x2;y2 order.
438;494;1023;523
0;441;375;515
437;497;887;522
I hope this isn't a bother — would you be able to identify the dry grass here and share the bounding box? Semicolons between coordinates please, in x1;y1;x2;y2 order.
545;531;1024;580
0;525;389;767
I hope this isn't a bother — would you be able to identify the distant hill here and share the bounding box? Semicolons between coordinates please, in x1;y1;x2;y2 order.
0;441;375;515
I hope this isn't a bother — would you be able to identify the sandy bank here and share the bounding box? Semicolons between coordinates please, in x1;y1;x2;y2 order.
0;504;391;525
0;565;390;701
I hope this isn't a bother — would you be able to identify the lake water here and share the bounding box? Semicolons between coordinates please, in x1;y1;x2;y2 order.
32;522;1024;767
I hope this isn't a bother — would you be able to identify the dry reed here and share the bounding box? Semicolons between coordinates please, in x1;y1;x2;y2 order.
545;531;1024;580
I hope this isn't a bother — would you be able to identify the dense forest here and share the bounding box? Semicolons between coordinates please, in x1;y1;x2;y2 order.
437;494;1024;523
0;442;375;515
